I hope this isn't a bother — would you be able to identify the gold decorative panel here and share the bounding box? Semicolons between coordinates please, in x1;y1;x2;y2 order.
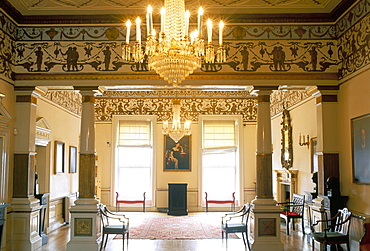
95;91;257;124
74;218;92;236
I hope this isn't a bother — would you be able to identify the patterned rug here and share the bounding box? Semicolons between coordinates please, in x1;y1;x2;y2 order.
114;213;239;240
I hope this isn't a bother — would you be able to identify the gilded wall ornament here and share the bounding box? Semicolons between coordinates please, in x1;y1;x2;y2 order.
94;95;257;124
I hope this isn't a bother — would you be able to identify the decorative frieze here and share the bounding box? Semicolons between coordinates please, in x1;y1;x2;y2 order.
43;91;82;116
270;90;310;117
14;40;338;74
95;96;258;124
338;13;370;80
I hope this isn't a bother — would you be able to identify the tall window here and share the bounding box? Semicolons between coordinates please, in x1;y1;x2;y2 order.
116;120;153;203
202;120;239;201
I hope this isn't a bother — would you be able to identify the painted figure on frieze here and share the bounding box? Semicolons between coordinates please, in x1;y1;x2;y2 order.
35;47;43;71
309;46;318;71
240;46;249;71
103;46;111;70
267;46;286;71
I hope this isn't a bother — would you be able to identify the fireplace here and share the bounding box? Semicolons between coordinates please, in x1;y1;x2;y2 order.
275;169;298;202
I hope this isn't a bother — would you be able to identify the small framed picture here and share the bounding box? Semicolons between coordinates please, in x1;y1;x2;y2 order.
54;141;65;174
69;146;77;173
164;135;191;171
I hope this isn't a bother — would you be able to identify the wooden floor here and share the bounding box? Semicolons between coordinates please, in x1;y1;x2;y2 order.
35;212;315;251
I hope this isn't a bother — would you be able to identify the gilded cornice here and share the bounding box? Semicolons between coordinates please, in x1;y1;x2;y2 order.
99;90;254;98
13;72;339;82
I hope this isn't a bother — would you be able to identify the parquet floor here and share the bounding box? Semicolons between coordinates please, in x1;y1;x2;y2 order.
35;212;315;251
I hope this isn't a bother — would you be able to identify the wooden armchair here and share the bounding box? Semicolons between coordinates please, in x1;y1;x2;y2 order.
278;193;305;235
205;192;235;212
99;204;129;250
360;223;370;251
311;207;352;251
115;192;146;212
221;203;252;250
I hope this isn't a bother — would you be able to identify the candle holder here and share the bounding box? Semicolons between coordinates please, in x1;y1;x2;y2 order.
299;133;310;148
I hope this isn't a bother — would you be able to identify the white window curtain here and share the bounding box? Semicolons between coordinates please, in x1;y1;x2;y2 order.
202;120;238;201
116;120;152;201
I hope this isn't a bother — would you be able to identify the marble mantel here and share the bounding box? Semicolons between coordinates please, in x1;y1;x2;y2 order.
275;169;298;202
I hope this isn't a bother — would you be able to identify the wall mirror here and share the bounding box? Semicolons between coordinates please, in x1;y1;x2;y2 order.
281;109;293;169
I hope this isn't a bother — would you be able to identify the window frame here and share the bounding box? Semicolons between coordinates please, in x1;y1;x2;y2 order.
112;115;157;207
198;115;244;208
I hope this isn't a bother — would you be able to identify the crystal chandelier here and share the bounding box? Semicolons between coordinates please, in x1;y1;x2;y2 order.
122;0;226;86
162;100;191;143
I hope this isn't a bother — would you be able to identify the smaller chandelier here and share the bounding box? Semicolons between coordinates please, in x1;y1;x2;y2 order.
162;100;191;143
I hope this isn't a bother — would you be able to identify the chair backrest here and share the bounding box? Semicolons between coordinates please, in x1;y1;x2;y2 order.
99;204;109;227
332;207;352;235
291;193;305;216
238;203;252;224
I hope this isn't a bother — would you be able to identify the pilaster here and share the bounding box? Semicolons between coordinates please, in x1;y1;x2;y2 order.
11;87;42;250
312;86;340;196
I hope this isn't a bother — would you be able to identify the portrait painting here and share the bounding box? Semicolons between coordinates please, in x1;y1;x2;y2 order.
352;114;370;184
164;136;191;171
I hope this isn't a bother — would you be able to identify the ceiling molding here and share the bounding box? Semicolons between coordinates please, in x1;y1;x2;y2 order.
1;0;357;25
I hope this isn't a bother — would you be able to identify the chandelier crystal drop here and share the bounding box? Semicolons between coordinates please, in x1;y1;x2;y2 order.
123;0;226;86
162;100;191;143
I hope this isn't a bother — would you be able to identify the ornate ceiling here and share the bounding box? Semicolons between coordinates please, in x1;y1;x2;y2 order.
3;0;352;24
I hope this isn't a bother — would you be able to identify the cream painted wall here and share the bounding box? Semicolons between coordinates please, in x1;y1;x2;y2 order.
271;97;317;200
339;69;370;215
95;118;258;211
0;80;15;203
36;97;80;201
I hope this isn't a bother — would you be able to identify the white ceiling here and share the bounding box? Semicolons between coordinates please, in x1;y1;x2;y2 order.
7;0;342;17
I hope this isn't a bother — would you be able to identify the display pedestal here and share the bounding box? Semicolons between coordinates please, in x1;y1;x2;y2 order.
168;183;188;216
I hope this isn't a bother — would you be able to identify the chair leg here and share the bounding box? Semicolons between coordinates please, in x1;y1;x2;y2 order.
122;234;125;250
241;232;246;247
100;233;105;251
301;218;305;234
347;242;350;251
292;219;295;230
312;239;315;251
286;218;290;235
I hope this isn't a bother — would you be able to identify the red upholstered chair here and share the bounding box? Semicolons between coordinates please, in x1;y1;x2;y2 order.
360;223;370;251
278;193;305;235
116;192;146;212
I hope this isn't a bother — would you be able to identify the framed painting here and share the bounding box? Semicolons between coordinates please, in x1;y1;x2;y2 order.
54;141;65;174
69;146;77;173
164;135;191;171
352;114;370;184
